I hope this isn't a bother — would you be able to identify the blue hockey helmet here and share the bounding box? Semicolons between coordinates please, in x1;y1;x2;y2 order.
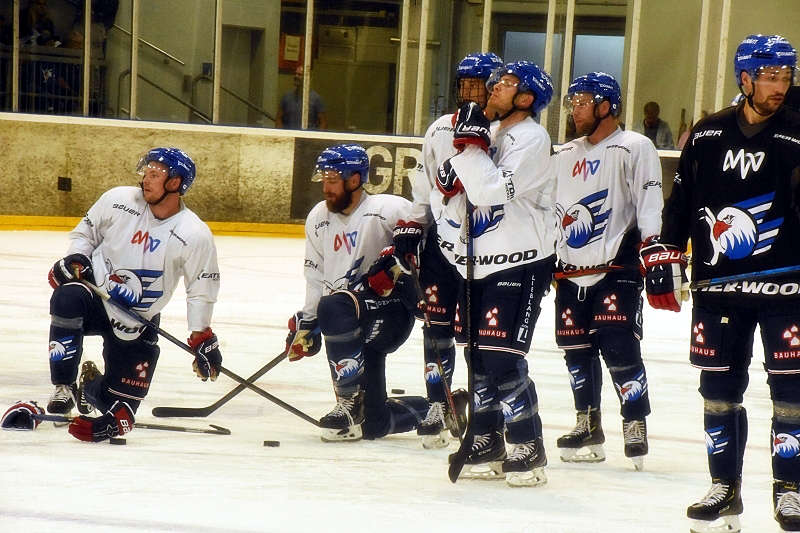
565;72;622;117
456;52;504;80
734;34;796;87
487;61;554;114
313;144;369;184
137;147;196;195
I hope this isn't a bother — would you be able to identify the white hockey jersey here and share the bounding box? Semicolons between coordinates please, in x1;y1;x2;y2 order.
67;186;220;340
553;128;663;287
445;116;557;279
302;193;412;320
407;113;458;228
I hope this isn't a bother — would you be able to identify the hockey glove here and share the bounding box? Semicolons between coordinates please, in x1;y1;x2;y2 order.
366;247;413;296
286;312;322;362
639;242;688;312
48;253;93;289
453;101;491;152
392;220;424;270
435;159;464;199
68;400;134;442
188;328;223;381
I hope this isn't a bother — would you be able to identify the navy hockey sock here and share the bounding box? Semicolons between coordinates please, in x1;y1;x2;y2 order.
501;377;543;443
608;364;651;420
319;294;365;395
705;405;747;480
423;333;455;403
772;414;800;482
564;349;602;412
363;396;430;439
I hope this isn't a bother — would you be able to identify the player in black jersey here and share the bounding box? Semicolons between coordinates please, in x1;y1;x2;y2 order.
641;34;800;532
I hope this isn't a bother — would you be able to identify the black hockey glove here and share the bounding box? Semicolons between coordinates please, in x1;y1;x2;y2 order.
639;242;688;312
188;328;223;381
285;312;321;362
48;253;93;289
365;247;421;311
68;400;134;442
392;220;424;269
436;159;464;199
453;101;491;152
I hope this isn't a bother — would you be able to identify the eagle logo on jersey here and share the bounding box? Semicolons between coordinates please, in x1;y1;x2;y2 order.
556;190;611;248
446;204;504;239
104;267;165;312
773;430;800;459
614;370;647;404
700;192;783;266
705;425;729;455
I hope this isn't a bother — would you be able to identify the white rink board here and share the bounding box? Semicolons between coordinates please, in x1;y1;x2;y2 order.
0;231;784;533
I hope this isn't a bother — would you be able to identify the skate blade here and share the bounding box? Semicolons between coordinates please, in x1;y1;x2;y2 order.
630;456;644;471
689;515;741;533
320;425;363;442
506;467;547;487
559;444;605;463
459;461;505;480
421;432;449;449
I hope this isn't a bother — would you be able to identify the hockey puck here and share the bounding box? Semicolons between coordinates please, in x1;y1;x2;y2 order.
391;388;405;394
263;440;280;447
109;437;127;445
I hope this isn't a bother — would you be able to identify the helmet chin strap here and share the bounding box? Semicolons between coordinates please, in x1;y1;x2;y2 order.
140;178;180;206
490;92;529;122
584;103;611;138
743;84;774;117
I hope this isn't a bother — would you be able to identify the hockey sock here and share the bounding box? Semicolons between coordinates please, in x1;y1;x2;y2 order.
771;405;800;481
423;332;455;403
363;396;430;439
319;294;365;395
48;284;95;384
500;375;542;443
608;364;651;420
564;348;602;412
704;403;747;480
472;373;502;434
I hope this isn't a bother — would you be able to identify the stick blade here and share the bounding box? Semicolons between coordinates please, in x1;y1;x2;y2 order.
151;406;210;418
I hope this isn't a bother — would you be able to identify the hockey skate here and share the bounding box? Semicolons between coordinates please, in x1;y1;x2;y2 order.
77;361;99;415
774;479;800;531
503;438;547;487
319;391;364;442
450;430;507;480
557;409;605;463
622;418;648;471
47;383;77;426
687;478;743;533
417;402;449;449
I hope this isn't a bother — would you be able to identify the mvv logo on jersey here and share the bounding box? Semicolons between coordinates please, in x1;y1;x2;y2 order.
131;231;161;252
572;158;601;180
333;231;358;253
723;149;765;180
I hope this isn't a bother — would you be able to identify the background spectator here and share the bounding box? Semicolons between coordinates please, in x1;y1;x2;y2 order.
634;101;674;149
276;65;327;130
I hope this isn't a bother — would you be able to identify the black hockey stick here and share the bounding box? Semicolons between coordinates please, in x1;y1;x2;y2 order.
554;264;631;279
152;350;288;418
407;257;464;443
687;264;800;289
78;278;321;427
448;200;476;483
33;413;231;435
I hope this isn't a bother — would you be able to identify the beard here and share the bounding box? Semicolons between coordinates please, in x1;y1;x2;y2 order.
325;186;353;213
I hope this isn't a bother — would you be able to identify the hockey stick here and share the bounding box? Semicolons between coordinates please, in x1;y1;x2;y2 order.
152;350;288;418
33;413;231;435
78;278;321;427
553;265;629;279
448;200;476;483
687;264;800;290
407;257;464;443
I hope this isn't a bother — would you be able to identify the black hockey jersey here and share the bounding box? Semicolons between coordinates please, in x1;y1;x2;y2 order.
662;104;800;302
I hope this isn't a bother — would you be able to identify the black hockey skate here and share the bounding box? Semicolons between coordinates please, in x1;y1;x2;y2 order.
687;478;743;533
417;402;449;449
449;429;507;480
319;391;364;442
47;383;77;414
556;409;605;463
503;437;547;487
77;361;100;415
774;479;800;531
622;418;648;471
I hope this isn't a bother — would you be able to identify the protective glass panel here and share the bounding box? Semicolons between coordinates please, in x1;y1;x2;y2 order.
0;3;11;111
105;0;131;118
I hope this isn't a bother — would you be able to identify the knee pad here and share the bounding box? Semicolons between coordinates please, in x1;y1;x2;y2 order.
595;327;642;369
318;292;360;336
50;283;94;318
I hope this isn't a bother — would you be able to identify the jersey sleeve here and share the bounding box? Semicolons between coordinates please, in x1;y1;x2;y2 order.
301;209;325;321
66;189;114;257
406;122;439;226
183;225;220;332
449;130;553;208
629;137;664;240
660;138;694;250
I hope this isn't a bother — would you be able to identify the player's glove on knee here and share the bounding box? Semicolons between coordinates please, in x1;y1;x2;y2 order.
48;253;93;289
366;247;420;310
453;101;491;152
285;312;321;362
392;220;424;269
436;159;464;198
68;400;134;442
639;242;688;312
188;328;222;381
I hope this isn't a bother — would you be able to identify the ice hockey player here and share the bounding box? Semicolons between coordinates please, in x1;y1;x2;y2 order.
430;60;556;486
46;147;223;442
286;143;442;442
394;51;503;450
553;72;662;471
641;34;800;532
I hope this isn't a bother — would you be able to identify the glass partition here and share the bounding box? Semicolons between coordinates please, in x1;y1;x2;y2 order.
0;1;12;111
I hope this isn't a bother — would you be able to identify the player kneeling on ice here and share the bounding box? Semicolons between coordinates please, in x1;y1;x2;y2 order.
644;34;800;533
45;147;223;442
287;144;455;442
553;72;661;472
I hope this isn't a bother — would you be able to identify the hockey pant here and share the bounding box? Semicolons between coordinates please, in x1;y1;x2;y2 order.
49;282;160;414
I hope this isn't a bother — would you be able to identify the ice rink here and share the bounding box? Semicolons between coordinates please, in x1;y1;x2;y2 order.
0;230;785;532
